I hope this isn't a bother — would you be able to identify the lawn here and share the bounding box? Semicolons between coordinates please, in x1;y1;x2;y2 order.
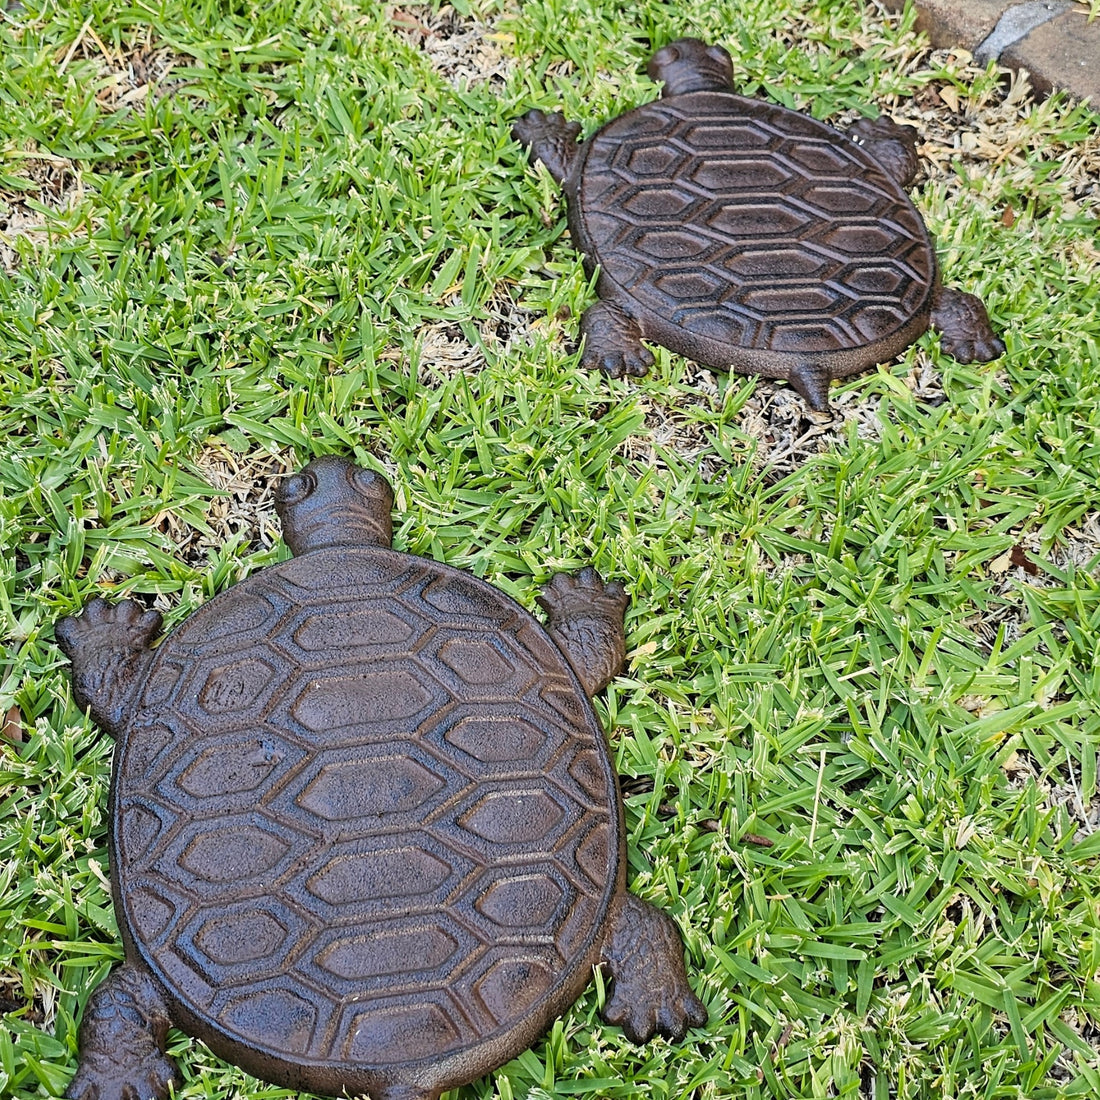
1;0;1099;1097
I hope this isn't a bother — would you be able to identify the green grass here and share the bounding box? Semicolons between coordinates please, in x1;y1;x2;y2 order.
2;0;1099;1097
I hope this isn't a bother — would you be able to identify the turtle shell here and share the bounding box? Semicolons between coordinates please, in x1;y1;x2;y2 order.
110;545;621;1097
571;90;937;378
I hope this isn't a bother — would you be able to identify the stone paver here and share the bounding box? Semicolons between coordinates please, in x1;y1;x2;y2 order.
1000;8;1100;100
880;0;1099;104
880;0;1015;49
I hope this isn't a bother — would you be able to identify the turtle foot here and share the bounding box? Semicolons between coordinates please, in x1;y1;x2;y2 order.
578;301;655;379
512;109;581;185
849;116;920;188
537;568;627;698
600;894;708;1044
56;598;161;735
538;567;627;622
931;286;1005;362
66;966;179;1100
55;598;162;662
67;1050;179;1100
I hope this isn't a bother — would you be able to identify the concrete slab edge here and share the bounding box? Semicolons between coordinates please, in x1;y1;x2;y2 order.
974;1;1072;64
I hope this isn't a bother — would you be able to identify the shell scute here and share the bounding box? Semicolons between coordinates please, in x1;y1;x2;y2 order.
175;821;290;886
288;663;447;733
703;198;813;239
456;784;567;847
193;908;291;966
469;951;556;1024
219;984;319;1055
309;917;465;984
176;901;314;992
173;734;300;803
288;603;419;657
339;993;467;1065
442;714;551;767
300;836;465;911
294;752;447;823
689;154;793;192
295;913;488;1006
474;867;566;930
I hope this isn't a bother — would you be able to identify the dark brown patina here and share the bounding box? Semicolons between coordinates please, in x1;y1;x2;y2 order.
56;456;706;1100
513;37;1005;410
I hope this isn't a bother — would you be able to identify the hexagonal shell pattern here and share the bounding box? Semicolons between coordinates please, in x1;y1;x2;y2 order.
109;544;622;1090
573;90;936;379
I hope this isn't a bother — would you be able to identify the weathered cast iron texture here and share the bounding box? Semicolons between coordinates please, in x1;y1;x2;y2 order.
55;456;707;1100
513;37;1004;410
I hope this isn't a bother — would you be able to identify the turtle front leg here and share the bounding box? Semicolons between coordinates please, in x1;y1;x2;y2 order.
512;109;581;186
599;894;708;1043
537;568;627;698
66;964;180;1100
848;117;920;189
55;598;161;737
930;285;1005;362
579;300;655;379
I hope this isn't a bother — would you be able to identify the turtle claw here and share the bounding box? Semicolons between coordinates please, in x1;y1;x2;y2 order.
55;598;161;735
67;1051;178;1100
537;568;627;698
578;302;653;380
66;966;179;1100
538;567;627;622
56;598;162;660
581;340;655;379
849;116;920;187
930;286;1004;364
939;331;1006;363
619;345;656;378
604;978;708;1044
512;108;581;147
600;894;707;1045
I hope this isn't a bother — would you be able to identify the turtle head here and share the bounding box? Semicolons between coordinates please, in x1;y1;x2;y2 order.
648;38;734;96
275;456;394;555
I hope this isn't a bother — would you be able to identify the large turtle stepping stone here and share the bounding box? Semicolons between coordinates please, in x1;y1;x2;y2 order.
56;456;706;1100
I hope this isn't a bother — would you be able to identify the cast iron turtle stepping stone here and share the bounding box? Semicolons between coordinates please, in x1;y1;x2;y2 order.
56;456;707;1100
513;37;1005;411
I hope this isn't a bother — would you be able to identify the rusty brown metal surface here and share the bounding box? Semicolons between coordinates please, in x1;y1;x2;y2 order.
513;37;1005;410
577;92;936;358
56;457;705;1100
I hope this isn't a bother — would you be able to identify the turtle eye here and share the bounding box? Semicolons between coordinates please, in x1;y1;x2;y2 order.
349;465;384;496
279;471;316;506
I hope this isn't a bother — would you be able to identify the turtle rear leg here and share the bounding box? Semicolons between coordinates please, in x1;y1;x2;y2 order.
537;568;627;698
599;894;708;1044
931;285;1005;363
579;300;655;379
66;964;179;1100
